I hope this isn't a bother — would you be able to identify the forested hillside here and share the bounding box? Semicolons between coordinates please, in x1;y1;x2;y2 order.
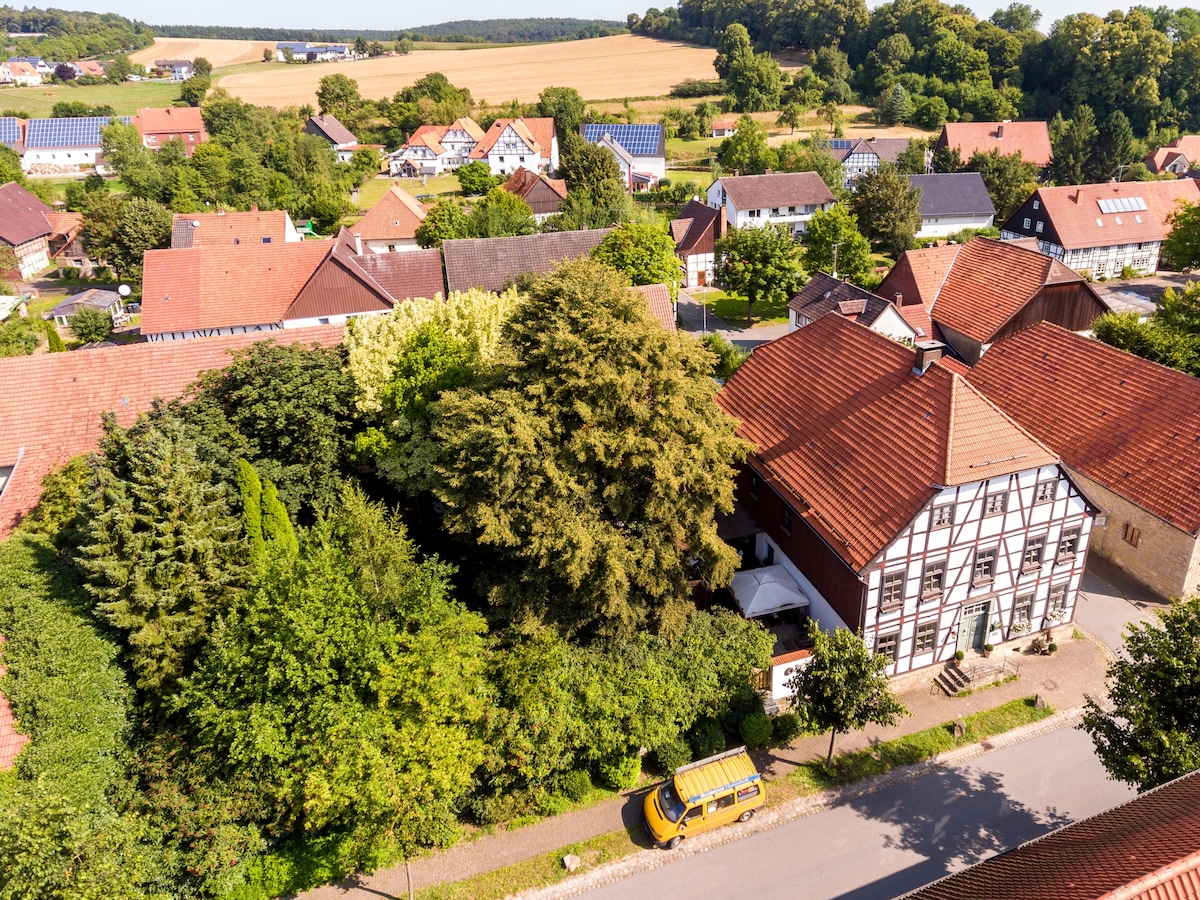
147;18;625;44
0;6;154;59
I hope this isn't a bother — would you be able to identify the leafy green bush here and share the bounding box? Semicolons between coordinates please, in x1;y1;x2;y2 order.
44;320;66;352
652;735;692;774
69;306;114;343
771;711;804;746
597;752;641;790
560;769;592;802
688;717;726;760
670;78;725;98
739;711;772;750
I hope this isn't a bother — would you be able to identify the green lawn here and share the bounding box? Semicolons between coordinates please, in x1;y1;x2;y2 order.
692;286;789;327
666;135;718;165
0;80;182;118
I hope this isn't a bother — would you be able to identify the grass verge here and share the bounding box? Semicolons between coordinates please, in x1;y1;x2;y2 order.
0;80;181;117
693;287;789;326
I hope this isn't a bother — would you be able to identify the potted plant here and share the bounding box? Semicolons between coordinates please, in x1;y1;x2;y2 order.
1048;642;1058;653
982;643;994;658
954;649;965;669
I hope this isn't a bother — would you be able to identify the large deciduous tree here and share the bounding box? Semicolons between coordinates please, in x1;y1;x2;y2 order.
1164;201;1200;272
716;116;777;176
415;199;470;248
849;164;921;256
790;622;908;765
801;205;874;284
457;160;500;196
467;186;537;238
1082;597;1200;792
431;257;749;641
964;149;1038;221
591;222;683;295
714;223;804;324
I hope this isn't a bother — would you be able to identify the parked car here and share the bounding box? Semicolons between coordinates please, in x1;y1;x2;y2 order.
643;746;765;849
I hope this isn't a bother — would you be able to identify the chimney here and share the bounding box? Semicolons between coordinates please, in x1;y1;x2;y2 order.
1073;189;1081;204
913;341;945;375
894;292;903;306
353;232;362;255
996;124;1004;139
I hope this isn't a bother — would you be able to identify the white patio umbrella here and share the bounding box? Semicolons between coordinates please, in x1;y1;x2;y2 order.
730;565;810;619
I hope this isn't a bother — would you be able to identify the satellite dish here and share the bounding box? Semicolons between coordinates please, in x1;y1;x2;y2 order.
118;284;131;297
191;220;200;227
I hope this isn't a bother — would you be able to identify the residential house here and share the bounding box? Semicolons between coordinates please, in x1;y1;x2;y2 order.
827;136;910;188
170;209;302;249
876;237;1109;365
44;211;91;273
154;59;194;81
136;106;207;156
999;180;1200;279
304;113;380;163
935;120;1053;169
787;272;916;343
905;172;995;238
1143;134;1200;175
20;115;132;174
712;119;737;138
969;323;1200;600
71;60;105;78
0;326;344;538
388;117;485;176
442;228;612;293
0;117;21;152
48;288;123;327
2;61;41;87
0;181;53;279
140;229;444;341
706;172;835;237
671;198;725;287
716;314;1093;694
900;770;1200;900
501;168;567;222
349;183;427;252
274;42;351;62
630;283;676;331
470;116;558;176
8;56;51;76
581;123;666;191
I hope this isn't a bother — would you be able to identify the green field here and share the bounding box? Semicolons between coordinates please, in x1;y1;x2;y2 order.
0;80;182;118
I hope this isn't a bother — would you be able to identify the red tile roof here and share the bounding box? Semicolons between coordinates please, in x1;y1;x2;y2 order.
170;209;295;249
350;183;427;242
0;635;30;771
876;244;959;341
471;117;555;159
717;314;1057;570
629;283;676;331
0;328;344;538
1145;135;1200;172
136;106;206;136
673;199;722;255
1008;181;1200;251
968;323;1200;534
0;181;53;247
939;121;1053;168
901;771;1200;900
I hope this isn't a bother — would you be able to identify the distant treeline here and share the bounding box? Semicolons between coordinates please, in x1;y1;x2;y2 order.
1;7;154;60
148;18;625;44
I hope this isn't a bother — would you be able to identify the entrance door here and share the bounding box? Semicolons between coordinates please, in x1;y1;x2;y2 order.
958;601;990;652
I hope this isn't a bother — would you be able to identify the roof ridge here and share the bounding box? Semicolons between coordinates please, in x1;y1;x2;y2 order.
942;369;958;486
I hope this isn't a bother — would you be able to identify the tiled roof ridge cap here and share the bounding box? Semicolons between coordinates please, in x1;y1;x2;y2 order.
1100;847;1200;900
956;369;1058;467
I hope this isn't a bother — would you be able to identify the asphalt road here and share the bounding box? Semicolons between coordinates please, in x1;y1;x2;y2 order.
582;727;1135;900
1073;564;1159;657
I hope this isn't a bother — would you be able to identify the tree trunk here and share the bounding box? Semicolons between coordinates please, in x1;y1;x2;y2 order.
826;729;837;766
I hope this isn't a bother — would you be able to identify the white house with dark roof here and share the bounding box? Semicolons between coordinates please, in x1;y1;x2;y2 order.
787;272;916;342
906;172;996;238
707;172;835;237
828;136;911;188
581;123;666;191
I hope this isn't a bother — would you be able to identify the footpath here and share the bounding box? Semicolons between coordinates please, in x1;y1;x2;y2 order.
302;628;1114;900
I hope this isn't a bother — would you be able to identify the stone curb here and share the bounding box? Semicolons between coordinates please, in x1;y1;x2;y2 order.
513;707;1088;900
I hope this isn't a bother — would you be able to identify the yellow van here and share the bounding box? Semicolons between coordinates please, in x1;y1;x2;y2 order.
643;746;765;849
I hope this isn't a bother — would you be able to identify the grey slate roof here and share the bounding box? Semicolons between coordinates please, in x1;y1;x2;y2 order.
442;229;613;294
305;114;357;147
831;137;910;164
48;288;121;318
787;272;894;326
906;173;996;219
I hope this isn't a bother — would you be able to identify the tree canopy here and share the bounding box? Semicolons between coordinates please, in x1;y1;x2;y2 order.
591;222;683;295
849;164;921;256
801;205;874;284
714;223;804;323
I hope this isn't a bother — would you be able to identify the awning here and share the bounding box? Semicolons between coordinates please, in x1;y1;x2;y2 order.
717;503;762;542
731;565;810;618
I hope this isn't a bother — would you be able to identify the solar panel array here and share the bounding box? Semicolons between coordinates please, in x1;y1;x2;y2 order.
1097;196;1148;214
26;116;132;149
830;139;855;150
582;123;663;156
0;118;20;148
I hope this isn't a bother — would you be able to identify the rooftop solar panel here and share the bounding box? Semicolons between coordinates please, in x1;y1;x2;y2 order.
581;123;663;157
830;139;854;150
0;117;20;148
25;116;132;149
1097;196;1148;214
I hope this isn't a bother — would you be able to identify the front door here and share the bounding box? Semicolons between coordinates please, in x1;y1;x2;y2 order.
958;601;990;652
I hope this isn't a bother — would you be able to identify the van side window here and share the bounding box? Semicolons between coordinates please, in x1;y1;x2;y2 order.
714;793;736;811
683;806;703;822
737;785;760;801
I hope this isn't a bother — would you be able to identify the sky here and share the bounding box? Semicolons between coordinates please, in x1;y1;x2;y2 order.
40;0;1200;33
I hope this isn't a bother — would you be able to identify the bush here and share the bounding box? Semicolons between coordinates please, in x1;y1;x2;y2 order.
597;752;642;790
44;321;66;352
559;770;592;802
771;711;804;746
1048;643;1058;653
652;736;692;775
670;78;725;98
688;717;726;760
60;265;80;280
69;306;113;343
739;711;772;750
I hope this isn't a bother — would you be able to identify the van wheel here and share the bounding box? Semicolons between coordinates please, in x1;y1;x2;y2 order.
738;810;755;823
666;836;683;850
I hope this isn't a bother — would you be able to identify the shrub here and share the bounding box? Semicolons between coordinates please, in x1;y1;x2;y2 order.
771;711;804;746
739;711;772;750
652;736;692;775
1048;643;1058;653
670;78;725;98
44;321;66;353
984;643;994;652
70;306;113;343
60;265;80;280
597;752;641;790
954;650;965;661
559;770;592;802
688;717;726;760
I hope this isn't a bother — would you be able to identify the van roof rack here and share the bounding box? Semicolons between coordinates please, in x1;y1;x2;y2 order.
675;745;749;776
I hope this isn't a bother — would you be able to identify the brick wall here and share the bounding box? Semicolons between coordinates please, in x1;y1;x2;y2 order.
1070;466;1200;599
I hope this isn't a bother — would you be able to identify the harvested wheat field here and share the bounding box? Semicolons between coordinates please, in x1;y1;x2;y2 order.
130;38;276;69
216;34;718;107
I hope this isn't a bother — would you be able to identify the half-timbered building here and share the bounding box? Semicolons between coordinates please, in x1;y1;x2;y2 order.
716;314;1094;689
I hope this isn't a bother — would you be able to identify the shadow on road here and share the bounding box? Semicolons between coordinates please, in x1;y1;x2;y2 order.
829;765;1073;900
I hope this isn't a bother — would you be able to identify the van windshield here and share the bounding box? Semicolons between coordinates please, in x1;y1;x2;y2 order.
658;783;686;823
